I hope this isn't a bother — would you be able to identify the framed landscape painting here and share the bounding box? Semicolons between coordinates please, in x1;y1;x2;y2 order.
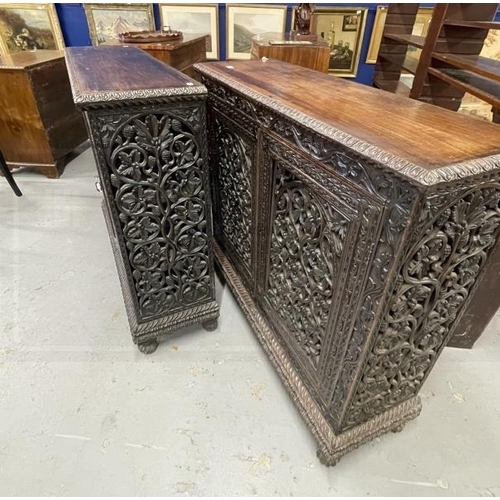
84;4;155;46
0;3;64;55
311;7;367;77
159;4;219;59
226;4;286;60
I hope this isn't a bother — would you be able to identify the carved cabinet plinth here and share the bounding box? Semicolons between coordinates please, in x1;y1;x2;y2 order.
66;47;219;353
195;59;500;465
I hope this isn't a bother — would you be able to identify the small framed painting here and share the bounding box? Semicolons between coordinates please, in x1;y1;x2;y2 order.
84;3;155;46
226;4;286;60
342;14;359;32
159;3;219;59
0;3;64;55
311;7;367;78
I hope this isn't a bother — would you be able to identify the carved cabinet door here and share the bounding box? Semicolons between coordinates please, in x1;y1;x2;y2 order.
255;132;386;419
207;107;257;293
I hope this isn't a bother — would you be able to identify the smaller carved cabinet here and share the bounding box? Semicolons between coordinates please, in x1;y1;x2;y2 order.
196;59;500;465
66;46;219;353
0;50;87;178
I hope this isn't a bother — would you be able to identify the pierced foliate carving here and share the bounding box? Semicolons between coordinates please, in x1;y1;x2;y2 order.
345;186;500;427
214;116;253;269
100;111;212;320
266;165;348;366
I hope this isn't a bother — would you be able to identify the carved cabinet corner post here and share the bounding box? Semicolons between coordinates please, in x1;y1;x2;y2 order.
196;59;500;466
65;47;219;353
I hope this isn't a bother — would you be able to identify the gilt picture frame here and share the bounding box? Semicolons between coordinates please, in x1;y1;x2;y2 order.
159;3;219;60
310;7;367;78
226;4;286;60
0;3;64;56
84;3;155;46
366;6;433;64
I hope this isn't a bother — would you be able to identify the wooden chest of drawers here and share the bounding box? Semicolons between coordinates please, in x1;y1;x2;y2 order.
196;59;500;465
66;46;219;353
103;34;208;80
0;50;87;178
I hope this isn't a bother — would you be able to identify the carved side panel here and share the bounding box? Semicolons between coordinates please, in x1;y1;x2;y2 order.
207;105;256;288
343;185;500;428
87;103;215;322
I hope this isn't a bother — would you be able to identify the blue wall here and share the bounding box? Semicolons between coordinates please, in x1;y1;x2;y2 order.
55;3;433;85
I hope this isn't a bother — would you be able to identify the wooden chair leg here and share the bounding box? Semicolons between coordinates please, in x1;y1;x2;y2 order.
0;150;22;197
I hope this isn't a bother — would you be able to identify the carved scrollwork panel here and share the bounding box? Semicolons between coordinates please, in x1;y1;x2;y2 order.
343;185;500;429
264;162;349;373
212;114;253;272
89;105;214;321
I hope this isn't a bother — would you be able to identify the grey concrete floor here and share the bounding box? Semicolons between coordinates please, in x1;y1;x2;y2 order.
1;148;500;496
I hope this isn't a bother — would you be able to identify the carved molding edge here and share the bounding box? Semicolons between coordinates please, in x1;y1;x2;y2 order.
102;202;219;345
195;64;500;186
214;241;421;465
66;54;206;108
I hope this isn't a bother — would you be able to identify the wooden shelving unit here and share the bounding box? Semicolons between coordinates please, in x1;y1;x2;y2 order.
373;4;420;96
374;3;500;124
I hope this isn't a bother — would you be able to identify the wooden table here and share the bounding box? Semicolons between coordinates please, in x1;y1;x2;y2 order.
103;34;208;79
66;46;219;353
195;59;500;465
251;33;330;73
0;50;87;178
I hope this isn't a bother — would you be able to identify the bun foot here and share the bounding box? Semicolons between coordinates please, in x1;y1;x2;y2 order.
391;424;405;433
316;448;340;467
138;340;158;354
202;319;218;332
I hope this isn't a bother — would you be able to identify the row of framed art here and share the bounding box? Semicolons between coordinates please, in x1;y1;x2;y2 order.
0;3;433;78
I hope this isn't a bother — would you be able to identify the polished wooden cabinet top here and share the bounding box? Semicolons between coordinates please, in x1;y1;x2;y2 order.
65;46;204;106
103;33;208;52
0;50;64;70
196;59;500;181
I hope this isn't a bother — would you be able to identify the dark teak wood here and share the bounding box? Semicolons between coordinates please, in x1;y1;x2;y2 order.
196;59;500;465
0;50;87;178
66;46;219;353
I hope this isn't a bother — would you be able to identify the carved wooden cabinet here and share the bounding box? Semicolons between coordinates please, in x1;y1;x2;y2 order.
66;46;219;353
195;59;500;465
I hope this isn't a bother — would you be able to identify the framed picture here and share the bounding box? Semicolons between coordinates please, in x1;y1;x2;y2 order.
342;14;359;32
0;3;64;55
311;7;367;78
366;6;433;64
226;4;286;60
84;3;155;46
365;6;387;64
159;4;219;60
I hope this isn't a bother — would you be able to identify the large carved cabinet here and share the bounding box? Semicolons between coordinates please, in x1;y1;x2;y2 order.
65;47;219;353
195;60;500;465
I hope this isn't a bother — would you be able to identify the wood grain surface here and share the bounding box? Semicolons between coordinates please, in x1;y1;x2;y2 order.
0;50;64;70
197;59;500;168
66;46;202;99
